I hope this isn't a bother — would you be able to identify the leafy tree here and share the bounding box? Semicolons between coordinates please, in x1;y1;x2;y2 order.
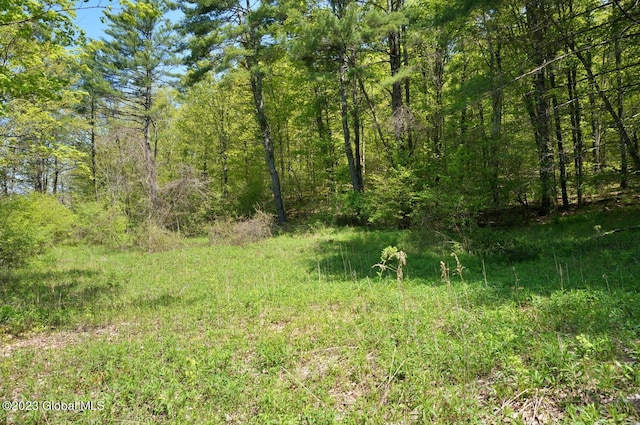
96;0;179;216
182;0;288;223
0;0;78;110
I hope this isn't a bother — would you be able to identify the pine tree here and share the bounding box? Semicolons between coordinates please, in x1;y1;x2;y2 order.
97;0;179;215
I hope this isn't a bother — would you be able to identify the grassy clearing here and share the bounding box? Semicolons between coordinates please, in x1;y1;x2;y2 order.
1;207;640;424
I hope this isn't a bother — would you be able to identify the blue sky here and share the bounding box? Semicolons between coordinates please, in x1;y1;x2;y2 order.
73;0;185;41
73;0;114;40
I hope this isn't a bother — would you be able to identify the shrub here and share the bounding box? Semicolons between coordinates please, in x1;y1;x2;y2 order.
366;168;419;228
131;220;184;253
158;174;215;237
73;201;130;248
208;211;273;246
0;194;76;268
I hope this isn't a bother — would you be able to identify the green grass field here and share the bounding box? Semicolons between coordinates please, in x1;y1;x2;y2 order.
1;206;640;424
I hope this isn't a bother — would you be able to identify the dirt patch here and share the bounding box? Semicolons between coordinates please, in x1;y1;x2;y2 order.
0;324;121;357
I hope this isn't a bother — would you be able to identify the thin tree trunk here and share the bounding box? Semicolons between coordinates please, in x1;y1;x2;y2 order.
143;78;159;213
566;62;584;205
549;70;569;208
90;95;98;199
489;36;503;206
250;70;287;223
52;156;59;194
351;78;364;190
433;37;445;160
401;24;413;155
526;0;553;214
314;86;336;188
339;59;363;193
615;37;627;188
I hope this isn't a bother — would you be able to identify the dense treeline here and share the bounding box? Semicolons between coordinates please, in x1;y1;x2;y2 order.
1;0;639;247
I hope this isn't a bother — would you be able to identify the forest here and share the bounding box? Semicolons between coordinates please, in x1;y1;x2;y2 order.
2;0;639;245
2;0;640;423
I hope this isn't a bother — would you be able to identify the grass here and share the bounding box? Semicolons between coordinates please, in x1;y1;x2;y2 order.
1;206;640;424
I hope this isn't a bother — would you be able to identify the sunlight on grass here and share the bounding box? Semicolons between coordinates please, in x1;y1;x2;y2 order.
1;208;640;423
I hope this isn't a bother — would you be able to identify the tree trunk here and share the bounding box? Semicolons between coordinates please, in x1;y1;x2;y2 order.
313;86;336;189
90;95;98;199
572;47;640;171
549;70;569;209
587;55;603;172
526;0;553;214
566;62;584;205
143;77;159;213
339;59;363;193
489;32;503;206
433;36;445;160
351;77;364;190
250;70;287;223
615;37;627;188
388;0;405;160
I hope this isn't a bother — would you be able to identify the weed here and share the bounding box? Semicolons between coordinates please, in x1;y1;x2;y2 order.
372;246;407;283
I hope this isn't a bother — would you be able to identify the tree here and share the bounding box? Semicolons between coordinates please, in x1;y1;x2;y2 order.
182;0;287;223
97;0;179;217
288;0;366;192
0;0;89;196
0;0;78;111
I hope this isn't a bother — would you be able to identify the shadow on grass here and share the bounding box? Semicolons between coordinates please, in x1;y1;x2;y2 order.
0;268;123;335
310;229;444;282
310;214;640;342
131;293;187;310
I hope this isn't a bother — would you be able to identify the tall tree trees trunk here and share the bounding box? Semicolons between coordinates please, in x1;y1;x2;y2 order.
566;61;584;206
339;60;363;193
313;85;336;191
615;36;628;188
526;0;553;214
250;69;287;223
586;47;603;171
550;70;569;208
432;36;446;161
143;94;159;213
489;43;503;206
388;0;407;161
351;77;364;190
90;95;98;199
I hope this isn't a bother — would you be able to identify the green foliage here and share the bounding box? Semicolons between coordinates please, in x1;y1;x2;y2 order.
366;168;420;228
333;191;367;226
0;194;75;269
236;176;269;218
72;201;130;248
0;0;78;111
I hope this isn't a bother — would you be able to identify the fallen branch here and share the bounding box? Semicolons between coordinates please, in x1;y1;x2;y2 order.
592;225;640;238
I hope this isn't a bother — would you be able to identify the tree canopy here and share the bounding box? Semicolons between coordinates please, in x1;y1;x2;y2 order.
2;0;640;230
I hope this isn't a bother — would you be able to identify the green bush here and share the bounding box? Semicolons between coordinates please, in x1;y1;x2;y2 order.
366;168;419;228
132;220;184;253
73;201;130;248
0;193;76;268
